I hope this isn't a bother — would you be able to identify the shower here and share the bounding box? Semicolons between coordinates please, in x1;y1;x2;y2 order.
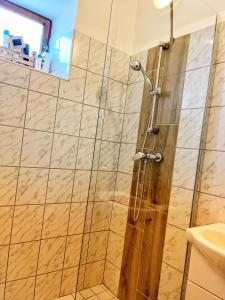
130;44;168;222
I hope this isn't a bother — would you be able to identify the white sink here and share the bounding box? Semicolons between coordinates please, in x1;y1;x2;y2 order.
186;223;225;275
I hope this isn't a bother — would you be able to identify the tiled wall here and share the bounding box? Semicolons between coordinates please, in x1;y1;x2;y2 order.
0;30;137;300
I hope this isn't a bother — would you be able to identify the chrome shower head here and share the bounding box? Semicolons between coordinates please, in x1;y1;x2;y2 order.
130;60;153;90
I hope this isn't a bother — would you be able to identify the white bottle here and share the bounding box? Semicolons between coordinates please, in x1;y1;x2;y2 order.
42;51;51;73
36;54;42;70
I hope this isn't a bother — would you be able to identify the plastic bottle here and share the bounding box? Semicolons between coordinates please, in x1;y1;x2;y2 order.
42;51;51;73
36;54;43;70
3;30;10;48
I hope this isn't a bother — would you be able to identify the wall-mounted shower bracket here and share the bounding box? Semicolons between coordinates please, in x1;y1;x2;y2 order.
149;87;161;96
133;152;163;163
147;127;159;134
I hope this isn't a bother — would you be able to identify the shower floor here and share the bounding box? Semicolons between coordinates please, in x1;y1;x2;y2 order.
54;284;119;300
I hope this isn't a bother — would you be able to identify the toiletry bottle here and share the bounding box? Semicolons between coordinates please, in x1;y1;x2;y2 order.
36;54;43;70
3;30;10;48
42;51;51;73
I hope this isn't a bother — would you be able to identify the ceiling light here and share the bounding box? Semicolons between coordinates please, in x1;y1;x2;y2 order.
153;0;173;9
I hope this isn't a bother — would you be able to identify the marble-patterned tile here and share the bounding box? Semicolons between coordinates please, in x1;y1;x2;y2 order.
128;51;148;84
105;79;127;113
122;113;140;144
7;241;39;280
55;98;82;135
0;206;13;245
0;284;4;300
0;245;9;283
0;126;23;166
16;167;48;205
96;109;105;140
84;260;105;288
21;129;53;168
118;143;136;174
110;202;128;237
206;106;225;151
76;265;85;291
107;231;124;268
76;138;95;170
84;72;103;107
80;288;95;298
0;60;30;88
98;141;120;172
172;148;199;190
84;202;94;233
68;202;86;234
201;150;225;197
214;20;225;64
181;67;210;109
102;110;123;142
0;166;18;206
37;237;66;273
91;201;112;231
99;77;109;109
95;171;116;202
30;71;59;96
59;66;86;102
5;277;35;300
196;192;225;226
109;48;130;83
186;26;214;71
90;284;106;294
103;261;120;296
177;108;204;149
64;234;83;268
51;134;79;169
42;203;70;238
114;172;132;206
35;270;62;300
158;263;183;300
80;105;99;138
80;233;89;265
92;140;101;170
87;231;108;262
88;38;106;75
125;82;144;113
73;170;91;202
46;169;74;203
61;267;78;296
25;91;57;132
168;186;193;230
72;31;90;69
104;46;112;78
163;224;187;272
0;83;27;127
11;205;44;243
210;62;225;107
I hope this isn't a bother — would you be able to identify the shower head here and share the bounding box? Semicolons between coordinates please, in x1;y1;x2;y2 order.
130;60;153;90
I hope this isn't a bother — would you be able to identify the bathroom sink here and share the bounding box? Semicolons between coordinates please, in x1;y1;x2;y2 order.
186;223;225;275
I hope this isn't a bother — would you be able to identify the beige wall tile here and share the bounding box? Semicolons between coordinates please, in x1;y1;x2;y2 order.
110;203;128;237
125;82;144;113
88;39;106;76
84;260;105;288
35;270;62;300
0;206;13;245
51;134;79;169
91;201;112;232
55;99;82;136
0;166;18;206
87;231;108;262
114;173;132;206
5;277;35;300
122;113;140;144
163;224;187;272
72;31;90;69
118;143;136;175
61;267;78;296
84;202;93;233
214;21;225;64
167;186;193;230
84;72;102;107
0;245;9;283
105;80;127;113
0;283;4;300
64;235;83;268
46;169;74;203
0;83;27;127
21;129;53;168
68;203;86;235
158;263;183;300
80;233;89;264
30;71;59;96
16;168;48;205
42;203;70;238
77;265;85;291
0;60;30;88
211;62;225;107
80;105;99;139
0;126;23;166
102;110;123;143
95;171;116;202
7;241;39;280
59;67;86;102
196;192;225;226
76;138;95;170
107;231;124;269
109;48;130;83
25;91;57;132
11;205;44;243
37;237;66;274
73;170;91;202
98;141;120;172
103;260;120;296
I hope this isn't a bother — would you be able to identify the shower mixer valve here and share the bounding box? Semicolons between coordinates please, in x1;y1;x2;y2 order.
133;152;163;163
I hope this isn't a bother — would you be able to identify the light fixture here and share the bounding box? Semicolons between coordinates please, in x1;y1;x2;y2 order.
153;0;173;9
153;0;175;44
